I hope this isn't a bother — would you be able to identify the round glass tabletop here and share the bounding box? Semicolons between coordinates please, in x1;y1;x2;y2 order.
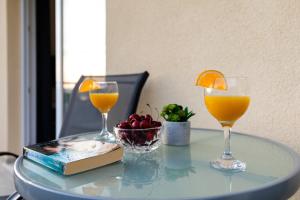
14;129;300;200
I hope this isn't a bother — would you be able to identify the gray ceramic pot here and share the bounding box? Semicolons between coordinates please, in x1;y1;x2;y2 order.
162;121;191;146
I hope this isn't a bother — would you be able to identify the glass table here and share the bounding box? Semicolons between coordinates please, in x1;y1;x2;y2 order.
14;129;300;200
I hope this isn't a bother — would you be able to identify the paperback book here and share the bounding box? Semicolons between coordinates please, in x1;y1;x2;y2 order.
23;133;123;175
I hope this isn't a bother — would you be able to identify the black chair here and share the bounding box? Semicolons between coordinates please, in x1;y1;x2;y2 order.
60;71;149;137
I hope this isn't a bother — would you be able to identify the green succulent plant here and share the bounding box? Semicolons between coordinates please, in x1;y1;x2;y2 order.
160;104;195;122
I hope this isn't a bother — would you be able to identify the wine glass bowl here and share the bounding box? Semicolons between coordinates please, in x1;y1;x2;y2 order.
204;77;250;172
89;81;119;143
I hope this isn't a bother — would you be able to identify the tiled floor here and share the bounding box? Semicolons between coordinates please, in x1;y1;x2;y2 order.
0;156;16;197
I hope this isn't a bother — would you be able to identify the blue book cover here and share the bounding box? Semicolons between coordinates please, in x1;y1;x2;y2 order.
23;133;123;175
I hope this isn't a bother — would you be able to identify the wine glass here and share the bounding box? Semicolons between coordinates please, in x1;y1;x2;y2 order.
89;81;119;143
204;77;250;171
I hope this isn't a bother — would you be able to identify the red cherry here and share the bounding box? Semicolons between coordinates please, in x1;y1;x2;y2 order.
118;122;131;129
129;114;141;122
146;132;154;141
140;120;151;128
152;121;162;127
120;131;128;139
145;114;153;122
131;120;140;129
131;133;140;144
137;137;146;145
129;114;136;119
125;131;133;140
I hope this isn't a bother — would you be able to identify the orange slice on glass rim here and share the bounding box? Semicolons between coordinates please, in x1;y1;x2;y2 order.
195;70;227;90
78;79;100;93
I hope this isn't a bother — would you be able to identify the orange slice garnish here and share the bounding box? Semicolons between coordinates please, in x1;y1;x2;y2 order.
78;79;100;93
196;70;227;90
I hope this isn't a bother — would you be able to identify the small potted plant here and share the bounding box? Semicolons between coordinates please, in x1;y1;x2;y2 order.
160;104;195;145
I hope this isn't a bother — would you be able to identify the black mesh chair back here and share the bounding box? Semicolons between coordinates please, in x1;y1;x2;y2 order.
59;71;149;137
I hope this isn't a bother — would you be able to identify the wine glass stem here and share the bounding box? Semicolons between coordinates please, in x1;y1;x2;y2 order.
223;126;233;160
101;113;108;133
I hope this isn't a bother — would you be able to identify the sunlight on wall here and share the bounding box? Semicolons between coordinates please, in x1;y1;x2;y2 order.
63;0;106;85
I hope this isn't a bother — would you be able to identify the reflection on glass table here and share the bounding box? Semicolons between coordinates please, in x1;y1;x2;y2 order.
14;129;300;200
163;144;196;182
121;151;161;189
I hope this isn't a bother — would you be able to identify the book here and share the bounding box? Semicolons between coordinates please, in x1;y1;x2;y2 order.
23;133;124;175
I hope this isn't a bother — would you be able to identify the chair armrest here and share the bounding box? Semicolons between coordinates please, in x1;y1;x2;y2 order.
0;152;18;158
6;192;23;200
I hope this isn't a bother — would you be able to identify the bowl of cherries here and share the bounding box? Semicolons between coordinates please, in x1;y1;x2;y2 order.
114;114;162;153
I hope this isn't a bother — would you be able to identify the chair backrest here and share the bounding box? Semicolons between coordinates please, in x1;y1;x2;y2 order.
59;71;149;138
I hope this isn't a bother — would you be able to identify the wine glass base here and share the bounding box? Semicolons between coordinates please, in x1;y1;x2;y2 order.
95;132;116;143
210;158;246;172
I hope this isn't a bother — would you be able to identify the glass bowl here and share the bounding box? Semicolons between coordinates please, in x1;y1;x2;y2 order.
114;126;162;153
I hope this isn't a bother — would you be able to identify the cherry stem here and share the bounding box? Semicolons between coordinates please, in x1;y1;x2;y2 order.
146;104;153;116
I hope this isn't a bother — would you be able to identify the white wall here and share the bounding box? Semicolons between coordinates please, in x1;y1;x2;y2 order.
107;1;300;198
0;0;21;154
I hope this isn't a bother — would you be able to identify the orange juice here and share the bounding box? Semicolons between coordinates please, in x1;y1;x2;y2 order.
204;96;250;127
89;93;119;113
